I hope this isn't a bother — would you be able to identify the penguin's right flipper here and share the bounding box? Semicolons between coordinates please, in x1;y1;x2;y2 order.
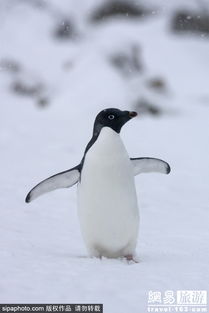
25;166;80;203
131;157;171;176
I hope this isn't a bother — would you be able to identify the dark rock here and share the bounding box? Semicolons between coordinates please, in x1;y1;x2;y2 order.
110;45;143;76
172;11;209;36
0;59;21;73
134;98;161;116
37;97;49;107
11;80;44;97
54;18;76;40
11;80;50;107
91;0;147;22
146;77;166;92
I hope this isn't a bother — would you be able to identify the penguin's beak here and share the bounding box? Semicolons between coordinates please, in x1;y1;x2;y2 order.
129;111;138;118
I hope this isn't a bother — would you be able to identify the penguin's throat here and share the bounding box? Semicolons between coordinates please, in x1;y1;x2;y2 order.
89;127;126;157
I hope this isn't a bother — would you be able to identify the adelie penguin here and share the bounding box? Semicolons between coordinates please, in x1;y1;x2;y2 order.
26;108;171;262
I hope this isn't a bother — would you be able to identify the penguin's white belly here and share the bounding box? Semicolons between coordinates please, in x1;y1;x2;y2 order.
77;127;139;258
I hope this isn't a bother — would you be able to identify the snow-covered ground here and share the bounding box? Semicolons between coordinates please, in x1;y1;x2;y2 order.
0;1;209;312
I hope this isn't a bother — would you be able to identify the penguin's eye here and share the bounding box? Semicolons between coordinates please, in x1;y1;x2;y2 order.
108;114;115;120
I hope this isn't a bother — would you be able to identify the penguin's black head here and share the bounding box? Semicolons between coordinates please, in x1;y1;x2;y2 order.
93;108;137;135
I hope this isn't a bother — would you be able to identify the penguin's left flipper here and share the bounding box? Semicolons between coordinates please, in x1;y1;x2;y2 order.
131;157;171;176
25;166;80;203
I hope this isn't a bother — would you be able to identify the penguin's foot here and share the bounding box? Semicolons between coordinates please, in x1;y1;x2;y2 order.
125;254;139;263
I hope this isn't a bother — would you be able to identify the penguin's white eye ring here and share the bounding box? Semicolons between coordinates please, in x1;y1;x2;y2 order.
108;114;115;120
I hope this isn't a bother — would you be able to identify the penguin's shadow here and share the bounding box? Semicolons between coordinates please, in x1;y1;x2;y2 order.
58;253;141;264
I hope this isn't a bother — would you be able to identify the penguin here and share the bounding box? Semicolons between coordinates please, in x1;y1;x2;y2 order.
25;108;170;261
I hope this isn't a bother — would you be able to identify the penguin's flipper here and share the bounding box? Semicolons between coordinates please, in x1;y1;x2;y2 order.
131;157;171;176
25;166;80;203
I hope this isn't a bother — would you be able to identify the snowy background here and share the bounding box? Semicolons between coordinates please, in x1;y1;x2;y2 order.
0;0;209;311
